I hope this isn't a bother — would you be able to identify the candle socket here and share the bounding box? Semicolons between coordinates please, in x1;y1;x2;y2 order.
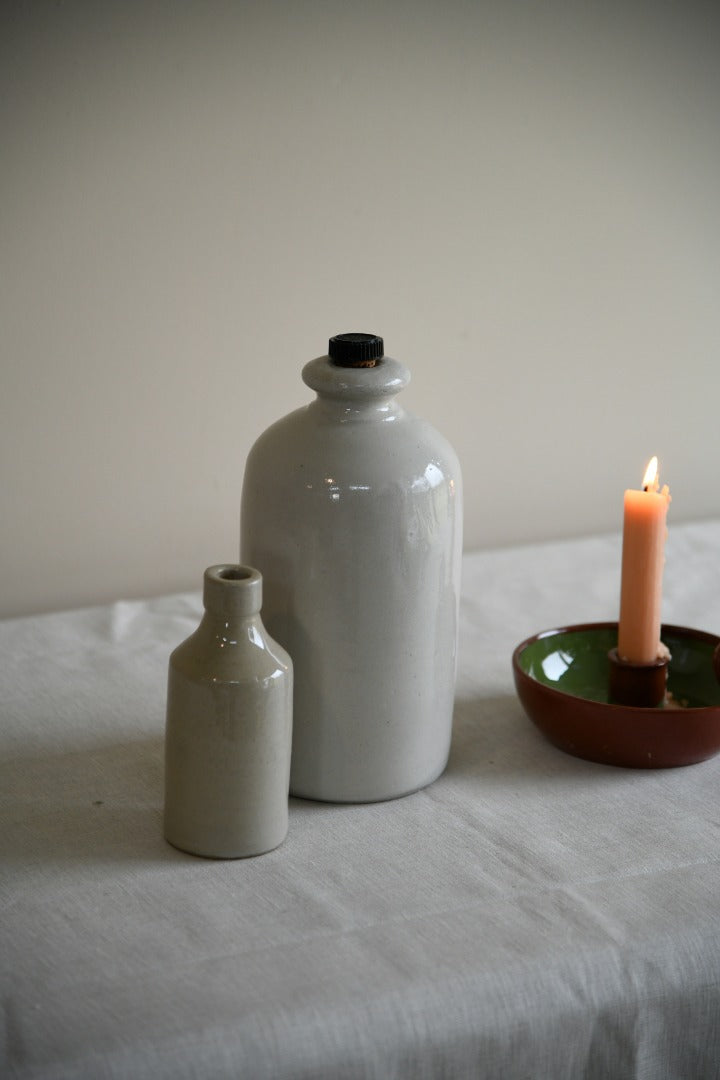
608;648;669;708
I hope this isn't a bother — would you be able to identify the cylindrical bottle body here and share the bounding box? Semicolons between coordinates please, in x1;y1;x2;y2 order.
241;358;462;803
164;566;293;857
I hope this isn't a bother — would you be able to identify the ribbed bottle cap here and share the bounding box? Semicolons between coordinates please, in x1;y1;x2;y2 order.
328;333;384;368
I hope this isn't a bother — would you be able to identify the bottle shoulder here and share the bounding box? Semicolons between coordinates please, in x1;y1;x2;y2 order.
170;620;292;683
244;405;461;483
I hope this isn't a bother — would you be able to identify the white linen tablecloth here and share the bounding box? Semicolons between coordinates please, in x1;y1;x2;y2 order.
2;521;720;1079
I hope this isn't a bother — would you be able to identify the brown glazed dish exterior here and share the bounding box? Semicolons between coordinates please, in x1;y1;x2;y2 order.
512;622;720;769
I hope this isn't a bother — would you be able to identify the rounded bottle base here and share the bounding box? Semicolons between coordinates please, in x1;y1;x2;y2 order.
289;758;448;804
163;827;288;860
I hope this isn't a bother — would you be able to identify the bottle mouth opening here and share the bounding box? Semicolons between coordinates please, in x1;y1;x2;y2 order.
203;565;262;615
217;567;254;582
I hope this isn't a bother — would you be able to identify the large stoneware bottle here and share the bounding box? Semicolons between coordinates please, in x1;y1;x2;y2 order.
241;333;462;803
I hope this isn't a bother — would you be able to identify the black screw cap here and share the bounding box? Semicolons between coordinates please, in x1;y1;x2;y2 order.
328;333;384;367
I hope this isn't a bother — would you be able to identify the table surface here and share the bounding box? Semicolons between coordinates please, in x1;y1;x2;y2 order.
3;521;720;1080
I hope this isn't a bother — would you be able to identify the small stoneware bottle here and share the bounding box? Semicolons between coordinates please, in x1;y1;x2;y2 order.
164;565;293;858
241;333;462;803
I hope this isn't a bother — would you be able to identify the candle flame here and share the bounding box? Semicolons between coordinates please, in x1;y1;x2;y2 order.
642;456;659;491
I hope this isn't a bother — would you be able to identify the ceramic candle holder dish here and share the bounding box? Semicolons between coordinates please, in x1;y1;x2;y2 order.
512;622;720;768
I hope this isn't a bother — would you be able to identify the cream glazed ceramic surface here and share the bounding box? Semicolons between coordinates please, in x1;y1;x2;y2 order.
241;348;463;803
164;565;293;857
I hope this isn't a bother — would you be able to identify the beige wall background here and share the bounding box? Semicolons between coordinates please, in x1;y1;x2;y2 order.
2;1;719;618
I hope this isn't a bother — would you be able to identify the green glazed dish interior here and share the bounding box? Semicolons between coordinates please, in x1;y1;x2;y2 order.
519;626;720;709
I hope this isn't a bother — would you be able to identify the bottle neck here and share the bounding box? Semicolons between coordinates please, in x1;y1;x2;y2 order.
302;355;410;422
203;565;262;618
310;396;404;422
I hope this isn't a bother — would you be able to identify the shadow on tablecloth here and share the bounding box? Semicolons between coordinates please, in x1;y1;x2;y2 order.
0;735;179;866
446;692;618;786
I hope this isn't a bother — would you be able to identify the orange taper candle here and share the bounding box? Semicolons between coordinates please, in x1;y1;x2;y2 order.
617;457;671;663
